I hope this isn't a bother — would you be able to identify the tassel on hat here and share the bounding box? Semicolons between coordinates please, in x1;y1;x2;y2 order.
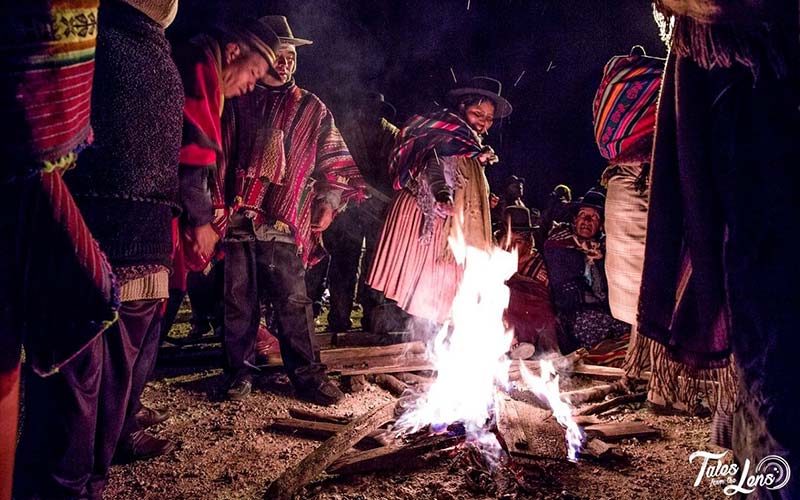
122;0;179;28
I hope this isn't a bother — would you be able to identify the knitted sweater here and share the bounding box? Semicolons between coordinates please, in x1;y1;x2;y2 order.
65;0;183;269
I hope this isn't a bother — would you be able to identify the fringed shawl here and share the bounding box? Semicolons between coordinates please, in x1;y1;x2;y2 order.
655;0;798;79
636;52;736;411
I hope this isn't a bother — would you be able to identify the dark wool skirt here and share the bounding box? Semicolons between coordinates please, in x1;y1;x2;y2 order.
366;189;460;325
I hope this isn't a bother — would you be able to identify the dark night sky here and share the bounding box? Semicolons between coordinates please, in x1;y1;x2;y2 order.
169;0;666;208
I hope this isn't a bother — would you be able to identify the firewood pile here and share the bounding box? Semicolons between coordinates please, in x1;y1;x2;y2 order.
261;342;661;500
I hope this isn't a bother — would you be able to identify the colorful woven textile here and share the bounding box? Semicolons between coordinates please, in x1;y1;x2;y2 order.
592;49;664;164
390;109;483;190
2;1;119;375
222;80;366;264
4;0;99;175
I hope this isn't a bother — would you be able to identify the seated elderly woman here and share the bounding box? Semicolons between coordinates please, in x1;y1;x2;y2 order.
496;206;560;358
542;189;628;352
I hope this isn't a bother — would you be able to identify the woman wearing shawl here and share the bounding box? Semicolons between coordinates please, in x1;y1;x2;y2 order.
367;77;512;326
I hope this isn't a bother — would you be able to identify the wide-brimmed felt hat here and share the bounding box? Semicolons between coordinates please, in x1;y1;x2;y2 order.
361;91;396;119
258;15;313;46
569;188;606;218
239;18;281;65
503;174;525;188
502;206;539;233
447;76;512;118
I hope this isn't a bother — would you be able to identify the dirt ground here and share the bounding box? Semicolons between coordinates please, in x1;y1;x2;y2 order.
104;311;730;500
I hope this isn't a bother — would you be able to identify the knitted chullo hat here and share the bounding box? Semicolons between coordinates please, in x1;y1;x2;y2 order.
122;0;179;28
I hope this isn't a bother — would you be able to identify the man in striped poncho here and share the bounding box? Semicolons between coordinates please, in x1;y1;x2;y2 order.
218;16;366;404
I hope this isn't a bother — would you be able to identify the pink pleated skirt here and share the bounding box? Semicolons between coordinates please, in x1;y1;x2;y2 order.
366;189;461;324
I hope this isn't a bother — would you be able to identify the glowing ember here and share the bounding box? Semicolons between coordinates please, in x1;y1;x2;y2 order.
518;361;585;461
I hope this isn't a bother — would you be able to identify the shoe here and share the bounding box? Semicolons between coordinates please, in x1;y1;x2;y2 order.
296;379;344;406
226;376;252;401
117;430;174;463
135;405;170;429
188;323;211;339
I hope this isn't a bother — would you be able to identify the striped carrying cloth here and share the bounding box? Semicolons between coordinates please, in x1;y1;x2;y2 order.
592;47;664;165
1;0;119;375
390;109;483;190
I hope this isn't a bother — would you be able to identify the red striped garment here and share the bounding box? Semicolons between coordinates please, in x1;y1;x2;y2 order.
220;81;366;264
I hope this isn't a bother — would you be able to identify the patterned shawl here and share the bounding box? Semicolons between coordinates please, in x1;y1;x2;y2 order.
390;109;484;190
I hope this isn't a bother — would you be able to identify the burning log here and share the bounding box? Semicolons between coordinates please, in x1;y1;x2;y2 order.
495;396;569;463
575;391;647;416
506;349;588;381
584;422;660;442
373;373;408;397
264;400;396;500
327;433;461;475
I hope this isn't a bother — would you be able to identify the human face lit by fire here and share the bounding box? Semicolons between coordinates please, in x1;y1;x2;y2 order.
501;230;534;256
273;43;297;83
462;100;495;135
221;43;269;97
574;207;602;239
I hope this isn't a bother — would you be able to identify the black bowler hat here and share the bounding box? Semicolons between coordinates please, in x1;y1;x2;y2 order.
503;206;539;232
570;188;606;218
446;76;512;118
361;91;397;119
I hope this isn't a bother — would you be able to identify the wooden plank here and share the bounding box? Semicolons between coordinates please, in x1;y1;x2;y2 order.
578;438;618;460
495;396;566;461
268;418;384;448
569;363;652;381
506;349;588;381
287;408;351;426
335;363;437;377
569;364;626;379
572;415;602;426
560;381;625;405
320;341;427;363
584;422;660;442
575;392;647;416
393;372;434;385
328;434;461;475
264;401;396;500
